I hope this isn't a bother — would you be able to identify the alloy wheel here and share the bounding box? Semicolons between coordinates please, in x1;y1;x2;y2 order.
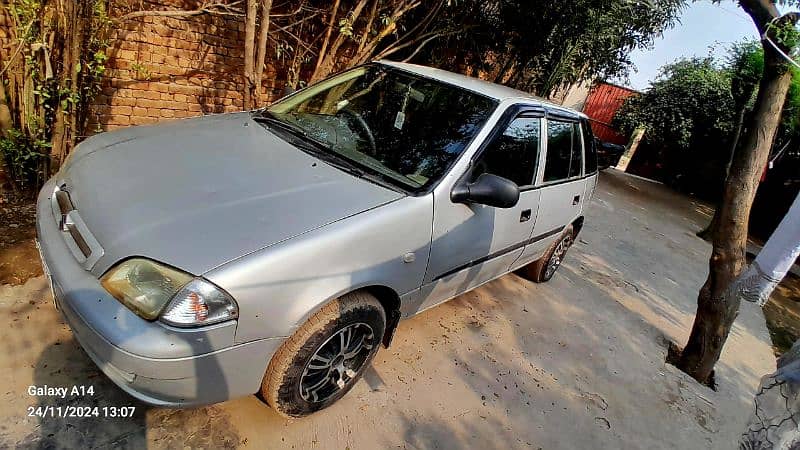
299;322;375;403
545;234;573;279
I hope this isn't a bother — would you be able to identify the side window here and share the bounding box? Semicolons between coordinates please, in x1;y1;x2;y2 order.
473;116;541;186
582;120;598;173
543;120;573;182
569;122;582;178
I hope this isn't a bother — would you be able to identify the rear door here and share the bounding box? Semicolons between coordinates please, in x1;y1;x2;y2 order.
516;112;587;265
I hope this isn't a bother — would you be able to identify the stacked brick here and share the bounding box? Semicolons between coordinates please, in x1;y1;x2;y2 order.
92;3;279;131
0;1;286;135
0;1;294;195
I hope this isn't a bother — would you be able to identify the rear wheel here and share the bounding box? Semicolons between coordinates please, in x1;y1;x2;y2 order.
527;224;574;283
261;291;385;418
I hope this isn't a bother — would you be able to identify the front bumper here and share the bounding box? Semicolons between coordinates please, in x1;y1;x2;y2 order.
36;179;284;407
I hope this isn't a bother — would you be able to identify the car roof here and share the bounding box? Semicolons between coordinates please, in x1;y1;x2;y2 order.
377;60;587;119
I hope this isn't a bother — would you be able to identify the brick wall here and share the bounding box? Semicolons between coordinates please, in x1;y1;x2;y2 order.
92;0;285;132
0;1;292;195
0;0;294;193
0;1;287;136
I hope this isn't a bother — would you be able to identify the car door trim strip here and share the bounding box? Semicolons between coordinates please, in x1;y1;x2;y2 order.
431;225;565;282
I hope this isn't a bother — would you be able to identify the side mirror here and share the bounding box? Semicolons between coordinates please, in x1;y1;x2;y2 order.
451;173;520;208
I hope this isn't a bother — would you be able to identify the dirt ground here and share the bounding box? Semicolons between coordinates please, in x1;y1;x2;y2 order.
0;169;784;449
0;201;41;285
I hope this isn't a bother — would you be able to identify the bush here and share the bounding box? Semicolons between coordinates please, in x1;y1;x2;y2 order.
0;129;48;192
613;57;737;198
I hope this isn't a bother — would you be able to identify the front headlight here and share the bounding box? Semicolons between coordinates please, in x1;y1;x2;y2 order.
101;258;238;327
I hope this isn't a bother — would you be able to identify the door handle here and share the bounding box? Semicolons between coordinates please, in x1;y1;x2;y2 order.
573;195;581;205
520;209;532;222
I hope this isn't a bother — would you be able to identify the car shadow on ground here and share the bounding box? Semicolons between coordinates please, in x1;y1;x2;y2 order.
19;337;246;449
19;340;149;449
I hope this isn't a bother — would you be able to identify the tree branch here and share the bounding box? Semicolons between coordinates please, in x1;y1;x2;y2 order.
357;0;379;55
116;2;245;22
243;0;258;108
737;0;780;34
401;30;462;62
376;27;462;60
312;0;341;80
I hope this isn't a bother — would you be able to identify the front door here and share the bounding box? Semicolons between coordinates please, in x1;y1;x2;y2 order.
415;110;544;313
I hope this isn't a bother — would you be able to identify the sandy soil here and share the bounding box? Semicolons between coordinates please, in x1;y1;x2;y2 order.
0;202;42;285
0;170;778;449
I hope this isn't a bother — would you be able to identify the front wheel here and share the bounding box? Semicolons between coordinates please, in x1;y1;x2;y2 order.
526;224;574;283
261;291;385;418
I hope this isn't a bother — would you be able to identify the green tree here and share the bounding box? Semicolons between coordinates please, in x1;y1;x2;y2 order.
614;57;736;188
416;0;685;97
678;0;800;384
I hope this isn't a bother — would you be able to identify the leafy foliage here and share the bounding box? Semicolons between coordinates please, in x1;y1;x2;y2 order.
615;57;735;151
415;0;684;96
613;40;800;198
0;0;112;193
728;40;764;110
0;128;48;190
614;57;735;194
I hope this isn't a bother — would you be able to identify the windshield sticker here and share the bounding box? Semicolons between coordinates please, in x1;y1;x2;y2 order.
394;111;406;130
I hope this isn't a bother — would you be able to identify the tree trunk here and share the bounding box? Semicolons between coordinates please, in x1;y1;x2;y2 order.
725;106;747;176
357;0;379;55
243;0;258;110
697;105;747;241
696;210;719;241
494;56;515;84
253;0;273;107
0;73;11;137
677;5;796;382
310;0;341;83
50;0;77;174
316;0;371;79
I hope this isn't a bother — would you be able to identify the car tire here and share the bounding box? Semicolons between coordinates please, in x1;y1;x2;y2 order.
527;224;574;283
261;291;386;418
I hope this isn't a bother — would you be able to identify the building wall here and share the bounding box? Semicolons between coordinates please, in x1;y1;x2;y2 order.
91;1;285;133
549;80;593;111
0;1;292;196
582;82;639;145
0;1;288;137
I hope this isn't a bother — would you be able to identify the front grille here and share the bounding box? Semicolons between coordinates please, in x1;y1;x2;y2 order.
50;183;104;269
66;222;91;258
54;185;75;230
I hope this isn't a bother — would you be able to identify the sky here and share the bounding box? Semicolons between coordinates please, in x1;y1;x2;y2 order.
620;2;760;91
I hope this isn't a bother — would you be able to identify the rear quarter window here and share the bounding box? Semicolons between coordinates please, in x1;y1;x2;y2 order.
543;120;573;182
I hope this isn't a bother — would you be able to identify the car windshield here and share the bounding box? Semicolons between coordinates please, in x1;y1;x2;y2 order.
263;64;498;192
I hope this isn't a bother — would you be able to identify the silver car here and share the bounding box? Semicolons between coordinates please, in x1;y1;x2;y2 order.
36;61;598;417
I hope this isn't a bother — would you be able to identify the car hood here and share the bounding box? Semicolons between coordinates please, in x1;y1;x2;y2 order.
59;112;403;276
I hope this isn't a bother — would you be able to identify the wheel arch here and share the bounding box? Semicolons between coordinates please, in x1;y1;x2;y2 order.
293;284;403;349
360;285;402;348
571;216;585;238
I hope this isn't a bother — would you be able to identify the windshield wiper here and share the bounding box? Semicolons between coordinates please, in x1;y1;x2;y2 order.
255;113;365;172
254;111;405;193
253;111;332;152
